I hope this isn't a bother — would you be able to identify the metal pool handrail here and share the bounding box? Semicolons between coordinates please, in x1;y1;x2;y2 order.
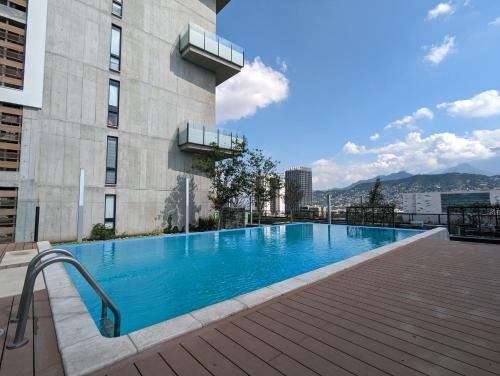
7;256;121;349
11;248;74;323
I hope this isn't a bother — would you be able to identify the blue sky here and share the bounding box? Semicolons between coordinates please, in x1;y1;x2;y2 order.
216;0;500;189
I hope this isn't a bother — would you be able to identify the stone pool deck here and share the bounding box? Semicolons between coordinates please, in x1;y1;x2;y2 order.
2;237;500;375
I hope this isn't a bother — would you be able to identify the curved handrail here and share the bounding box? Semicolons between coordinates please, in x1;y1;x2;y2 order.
7;256;121;349
12;248;74;323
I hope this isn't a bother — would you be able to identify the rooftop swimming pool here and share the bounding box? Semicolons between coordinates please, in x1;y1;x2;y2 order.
61;224;422;335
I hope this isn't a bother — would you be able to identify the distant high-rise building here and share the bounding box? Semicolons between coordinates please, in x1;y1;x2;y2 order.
285;167;312;213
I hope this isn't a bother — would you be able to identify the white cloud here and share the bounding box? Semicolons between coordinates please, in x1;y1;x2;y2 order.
427;2;455;20
384;107;434;130
370;133;380;141
216;57;289;124
343;141;364;154
438;90;500;118
313;129;500;189
424;35;456;65
489;17;500;26
276;57;288;73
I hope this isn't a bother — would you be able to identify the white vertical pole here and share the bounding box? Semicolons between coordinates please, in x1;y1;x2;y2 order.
77;169;85;242
249;195;253;225
185;176;190;234
327;194;332;225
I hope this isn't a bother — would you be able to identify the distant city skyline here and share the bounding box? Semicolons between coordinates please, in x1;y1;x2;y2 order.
216;0;500;189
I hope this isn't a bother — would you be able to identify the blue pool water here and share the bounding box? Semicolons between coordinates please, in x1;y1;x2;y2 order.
61;224;422;335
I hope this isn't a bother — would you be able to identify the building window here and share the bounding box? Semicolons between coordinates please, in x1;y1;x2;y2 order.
0;187;17;243
105;195;116;229
106;136;118;185
110;25;121;71
0;103;22;171
108;80;120;127
112;0;122;17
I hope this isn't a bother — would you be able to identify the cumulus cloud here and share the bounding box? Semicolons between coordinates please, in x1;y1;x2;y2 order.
313;130;500;189
427;2;454;20
216;57;289;124
276;57;288;73
424;35;456;65
384;107;434;130
370;133;380;141
438;90;500;118
489;17;500;26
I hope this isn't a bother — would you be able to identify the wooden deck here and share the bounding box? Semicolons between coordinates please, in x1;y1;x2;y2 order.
2;238;500;375
0;243;37;264
0;290;63;376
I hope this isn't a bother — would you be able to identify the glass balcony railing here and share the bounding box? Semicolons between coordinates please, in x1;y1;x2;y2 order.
179;23;244;67
178;122;244;153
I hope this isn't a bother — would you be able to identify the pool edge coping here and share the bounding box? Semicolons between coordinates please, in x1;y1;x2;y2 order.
40;226;449;376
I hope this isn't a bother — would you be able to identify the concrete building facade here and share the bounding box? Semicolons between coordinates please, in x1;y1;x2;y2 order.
284;167;313;214
0;0;243;242
403;190;500;214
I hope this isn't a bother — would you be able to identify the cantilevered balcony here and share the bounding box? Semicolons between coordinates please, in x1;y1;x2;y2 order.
179;23;244;85
178;122;243;155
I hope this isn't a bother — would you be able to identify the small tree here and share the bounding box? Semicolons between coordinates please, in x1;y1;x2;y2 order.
368;177;385;207
246;149;280;225
284;180;303;223
193;141;247;229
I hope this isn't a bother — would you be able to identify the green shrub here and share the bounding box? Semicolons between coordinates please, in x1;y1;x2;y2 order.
89;223;116;240
190;216;218;232
163;225;181;234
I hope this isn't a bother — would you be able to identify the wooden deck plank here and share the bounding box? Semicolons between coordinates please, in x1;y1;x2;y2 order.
182;336;247;376
326;277;500;334
160;345;211;376
216;322;282;362
200;328;283;376
0;297;14;366
305;286;500;352
106;364;141;376
0;296;33;376
233;316;352;376
275;299;500;375
32;291;63;376
134;353;176;376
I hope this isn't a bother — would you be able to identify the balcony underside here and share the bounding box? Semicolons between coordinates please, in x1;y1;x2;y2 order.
181;45;241;85
216;0;230;13
179;142;236;156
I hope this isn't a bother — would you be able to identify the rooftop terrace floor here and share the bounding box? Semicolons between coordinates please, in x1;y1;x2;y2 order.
1;238;500;375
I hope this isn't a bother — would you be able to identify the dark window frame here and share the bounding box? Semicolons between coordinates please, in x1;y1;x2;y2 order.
112;0;122;18
104;194;116;229
105;136;118;185
110;24;122;72
107;79;120;128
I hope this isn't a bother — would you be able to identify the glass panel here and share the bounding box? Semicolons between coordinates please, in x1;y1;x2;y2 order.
219;133;232;149
205;31;218;55
112;1;122;17
111;26;121;56
178;127;188;145
189;24;205;49
105;195;115;219
106;170;116;185
109;81;119;107
106;137;117;168
108;112;118;128
110;57;120;71
218;37;232;61
204;131;217;146
188;127;204;145
231;49;244;66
